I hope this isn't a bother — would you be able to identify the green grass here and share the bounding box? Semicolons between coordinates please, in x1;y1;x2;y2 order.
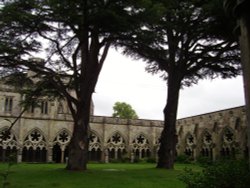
0;163;201;188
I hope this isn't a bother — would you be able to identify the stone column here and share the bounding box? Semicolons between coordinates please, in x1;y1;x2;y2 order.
47;146;53;163
114;149;118;160
104;149;109;163
130;151;134;163
17;148;23;163
100;150;103;162
139;149;142;159
192;147;197;161
61;150;65;163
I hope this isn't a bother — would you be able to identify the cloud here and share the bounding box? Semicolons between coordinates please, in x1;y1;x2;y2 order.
93;49;245;120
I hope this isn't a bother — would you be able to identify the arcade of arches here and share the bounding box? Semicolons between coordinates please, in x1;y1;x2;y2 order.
0;101;248;163
0;82;248;163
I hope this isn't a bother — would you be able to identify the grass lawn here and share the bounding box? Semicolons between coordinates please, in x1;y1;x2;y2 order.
0;163;201;188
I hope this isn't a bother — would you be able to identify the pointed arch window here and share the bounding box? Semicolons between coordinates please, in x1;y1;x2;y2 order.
41;101;48;114
57;102;64;114
4;96;13;113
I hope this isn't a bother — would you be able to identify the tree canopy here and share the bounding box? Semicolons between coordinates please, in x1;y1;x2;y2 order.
0;0;163;171
119;0;241;169
112;102;138;119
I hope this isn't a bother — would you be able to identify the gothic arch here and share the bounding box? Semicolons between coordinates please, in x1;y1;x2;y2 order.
107;132;126;160
220;126;236;158
57;100;66;114
184;132;196;157
89;130;102;151
53;129;71;147
0;126;18;148
88;131;102;161
235;117;241;131
52;129;71;163
178;125;183;136
22;128;47;162
23;128;47;146
0;127;18;162
199;129;213;158
132;133;151;159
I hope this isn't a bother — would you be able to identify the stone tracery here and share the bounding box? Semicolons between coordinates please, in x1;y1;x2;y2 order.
185;133;195;157
22;129;47;162
52;129;71;163
88;131;102;161
132;134;151;159
221;127;236;157
107;132;126;160
0;127;18;162
200;130;213;158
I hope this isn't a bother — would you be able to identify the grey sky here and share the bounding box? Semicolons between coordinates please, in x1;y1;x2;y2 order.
93;49;245;120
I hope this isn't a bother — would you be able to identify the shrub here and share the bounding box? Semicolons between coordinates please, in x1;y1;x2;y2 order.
179;160;250;188
1;154;17;188
146;157;156;163
175;154;192;164
196;156;213;167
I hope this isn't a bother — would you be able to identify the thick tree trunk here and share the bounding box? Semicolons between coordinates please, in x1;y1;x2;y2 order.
237;3;250;166
65;66;99;171
157;72;181;169
66;112;89;171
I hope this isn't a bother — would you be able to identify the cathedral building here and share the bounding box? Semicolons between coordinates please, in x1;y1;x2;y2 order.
0;77;248;163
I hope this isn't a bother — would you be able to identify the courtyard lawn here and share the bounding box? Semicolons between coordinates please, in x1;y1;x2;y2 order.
0;163;201;188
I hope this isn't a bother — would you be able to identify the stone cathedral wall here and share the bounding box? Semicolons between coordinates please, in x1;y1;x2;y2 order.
0;83;248;163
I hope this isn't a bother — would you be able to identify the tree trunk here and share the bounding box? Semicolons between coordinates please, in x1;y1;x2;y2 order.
66;119;88;170
157;72;182;169
237;2;250;166
66;102;91;171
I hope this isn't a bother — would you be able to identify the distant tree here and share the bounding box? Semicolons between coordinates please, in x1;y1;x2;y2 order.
120;0;241;169
112;102;138;119
0;0;162;171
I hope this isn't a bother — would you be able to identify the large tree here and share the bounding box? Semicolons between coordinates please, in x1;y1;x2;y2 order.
120;0;241;169
0;0;162;170
112;102;138;119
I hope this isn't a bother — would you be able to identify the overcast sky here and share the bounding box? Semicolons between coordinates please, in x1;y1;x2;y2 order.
93;48;245;120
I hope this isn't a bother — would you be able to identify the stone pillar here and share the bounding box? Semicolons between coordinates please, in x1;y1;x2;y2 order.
17;148;23;163
139;149;142;159
47;146;53;163
101;148;105;162
192;147;197;161
212;143;220;161
130;151;134;163
61;150;65;163
104;149;109;163
114;149;118;160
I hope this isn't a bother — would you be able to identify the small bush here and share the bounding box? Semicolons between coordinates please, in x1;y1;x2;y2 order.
179;160;250;188
175;155;192;164
196;156;213;167
1;153;17;188
146;157;156;163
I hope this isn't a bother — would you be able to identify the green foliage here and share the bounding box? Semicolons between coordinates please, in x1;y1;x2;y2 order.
0;154;17;188
0;0;162;170
123;0;241;86
195;156;213;167
175;155;192;164
112;102;138;119
179;160;250;188
120;0;241;169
